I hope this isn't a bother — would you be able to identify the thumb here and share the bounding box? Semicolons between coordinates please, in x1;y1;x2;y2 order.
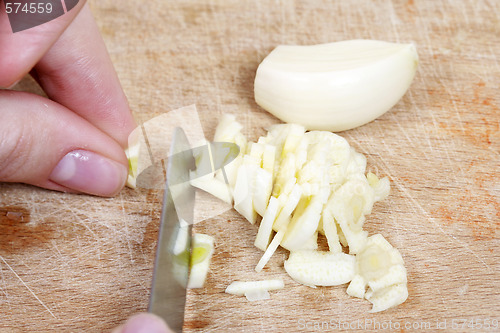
0;91;128;197
112;313;173;333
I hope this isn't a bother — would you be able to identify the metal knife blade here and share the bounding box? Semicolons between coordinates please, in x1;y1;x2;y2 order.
148;127;195;332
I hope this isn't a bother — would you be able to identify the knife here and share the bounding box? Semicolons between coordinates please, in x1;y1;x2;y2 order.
148;127;195;332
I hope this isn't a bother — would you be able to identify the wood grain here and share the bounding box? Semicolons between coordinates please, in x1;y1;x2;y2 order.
1;0;499;331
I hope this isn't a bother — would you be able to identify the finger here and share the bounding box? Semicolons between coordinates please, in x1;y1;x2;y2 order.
0;90;128;197
112;313;172;333
0;0;87;88
34;4;135;148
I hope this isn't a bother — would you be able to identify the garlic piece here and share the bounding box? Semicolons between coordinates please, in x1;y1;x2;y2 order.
347;234;408;312
225;279;284;296
254;196;279;251
254;40;418;131
187;233;215;289
233;162;258;224
284;250;356;287
367;172;391;202
190;173;233;204
255;229;285;272
365;284;408;313
327;179;375;254
172;233;215;289
125;143;140;188
280;186;330;251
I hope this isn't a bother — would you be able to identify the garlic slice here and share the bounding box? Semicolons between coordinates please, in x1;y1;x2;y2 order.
172;233;215;289
244;289;271;302
254;196;280;251
254;40;418;131
255;229;285;272
327;179;375;254
187;233;215;289
347;234;408;312
280;186;329;251
225;279;284;296
365;283;408;313
284;250;356;287
367;172;391;202
124;143;140;188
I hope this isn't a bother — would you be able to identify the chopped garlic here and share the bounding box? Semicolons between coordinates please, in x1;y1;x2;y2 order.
367;172;391;202
321;208;342;253
347;234;408;312
251;167;273;216
328;179;375;254
284;250;356;287
202;114;406;312
262;144;277;176
233;163;258;224
365;283;408;313
244;289;271;301
190;174;232;204
254;196;279;251
214;114;244;146
225;279;284;297
280;187;329;251
272;182;302;231
172;233;215;289
124;143;139;188
346;274;366;299
255;229;285;272
187;233;215;289
297;231;319;251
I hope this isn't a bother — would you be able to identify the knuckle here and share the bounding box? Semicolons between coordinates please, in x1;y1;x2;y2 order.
0;123;34;182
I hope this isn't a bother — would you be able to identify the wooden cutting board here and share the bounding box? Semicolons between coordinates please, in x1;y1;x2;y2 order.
1;0;498;331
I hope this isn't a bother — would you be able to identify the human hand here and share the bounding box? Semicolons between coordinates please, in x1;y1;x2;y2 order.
0;1;136;197
112;313;173;333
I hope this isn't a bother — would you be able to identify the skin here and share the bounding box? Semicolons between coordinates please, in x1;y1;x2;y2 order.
1;2;171;331
0;1;135;196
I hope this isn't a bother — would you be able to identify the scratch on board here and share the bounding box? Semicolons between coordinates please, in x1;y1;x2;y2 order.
444;78;467;134
421;86;461;183
387;0;401;41
118;191;135;263
63;201;103;261
375;158;493;274
344;130;494;272
0;261;8;300
0;255;57;319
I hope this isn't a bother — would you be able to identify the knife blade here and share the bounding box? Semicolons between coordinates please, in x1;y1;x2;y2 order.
148;127;195;332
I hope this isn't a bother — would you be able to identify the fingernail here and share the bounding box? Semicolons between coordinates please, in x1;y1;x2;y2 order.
120;313;171;333
50;150;127;197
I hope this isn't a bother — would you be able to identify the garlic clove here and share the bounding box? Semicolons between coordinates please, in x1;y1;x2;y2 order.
254;40;418;132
